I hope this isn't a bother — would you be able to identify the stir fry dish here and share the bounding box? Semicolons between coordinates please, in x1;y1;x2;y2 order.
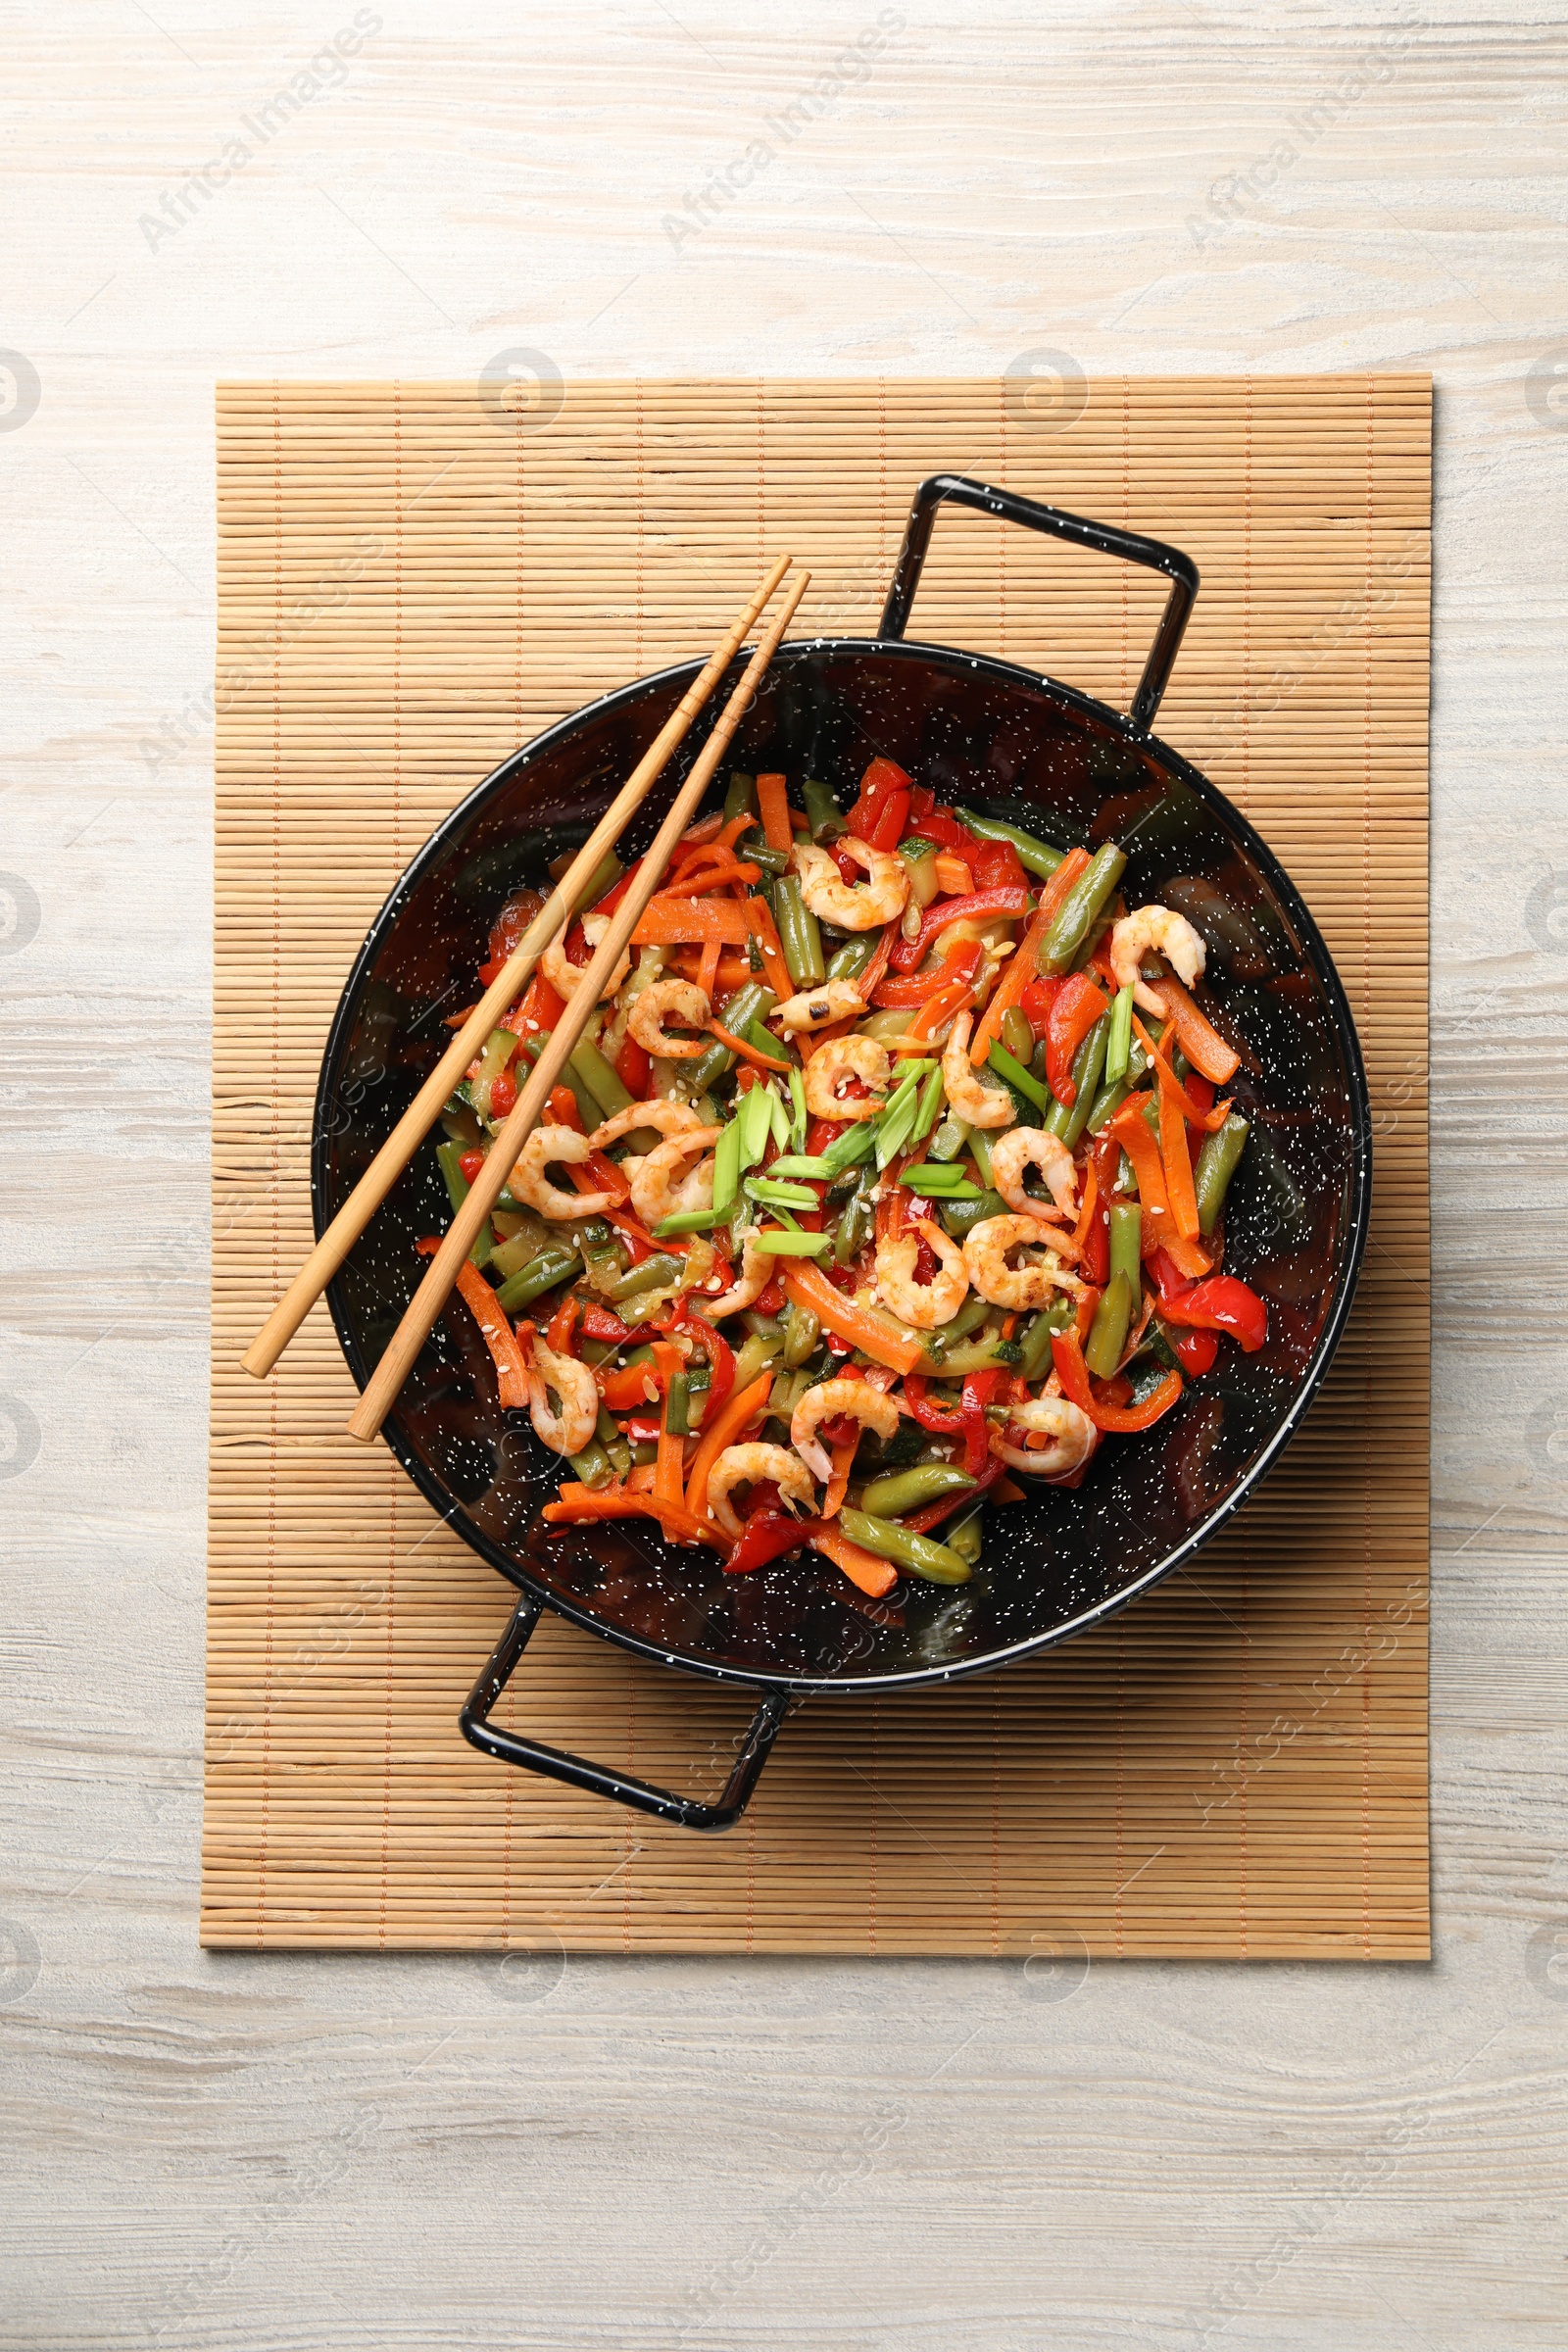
426;758;1267;1601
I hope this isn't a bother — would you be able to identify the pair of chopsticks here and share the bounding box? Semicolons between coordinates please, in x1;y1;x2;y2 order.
241;555;810;1445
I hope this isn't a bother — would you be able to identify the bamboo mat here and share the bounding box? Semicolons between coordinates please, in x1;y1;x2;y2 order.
205;376;1430;1960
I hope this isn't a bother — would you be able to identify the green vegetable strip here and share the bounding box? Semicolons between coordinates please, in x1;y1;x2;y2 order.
1045;1015;1110;1147
766;1085;794;1152
938;1189;1007;1239
722;771;757;824
968;1128;997;1187
568;1039;633;1119
493;1244;581;1314
1084;1270;1133;1379
435;1140;494;1267
749;1228;831;1257
1104;983;1136;1085
954;807;1066;880
825;934;877;982
684;981;775;1094
1194;1112;1250;1235
768;1153;837;1179
746;1176;818;1208
739;1079;775;1168
566;851;622;918
859;1464;976;1518
1042;842;1128;975
1108;1200;1143;1296
654;1209;722;1237
567;1438;615;1490
833;1190;873;1265
899;1162;976;1193
740;835;793;877
1018;1298;1074;1380
664;1373;691;1437
518;1032;602;1131
910;1065;946;1146
927;1112;971;1164
607;1252;685;1302
987;1041;1052;1114
837;1507;972;1585
820;1122;877;1174
788;1065;808;1149
710;1119;742;1214
772;874;826;988
803;776;844;842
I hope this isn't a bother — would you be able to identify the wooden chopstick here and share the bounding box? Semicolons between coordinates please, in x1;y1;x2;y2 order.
345;565;811;1443
241;554;794;1381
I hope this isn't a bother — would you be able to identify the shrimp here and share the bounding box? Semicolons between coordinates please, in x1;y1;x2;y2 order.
874;1218;969;1331
507;1125;621;1220
1110;903;1206;1015
962;1214;1084;1311
515;1325;600;1457
706;1444;816;1541
991;1395;1098;1478
627;1125;720;1228
627;977;711;1060
774;979;868;1034
790;1377;901;1483
990;1126;1078;1223
705;1228;779;1320
542;910;631;1004
940;1012;1017;1130
793;835;909;931
804;1032;891;1124
588;1099;706;1152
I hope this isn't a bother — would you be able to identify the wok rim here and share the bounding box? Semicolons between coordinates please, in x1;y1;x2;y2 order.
314;633;1373;1696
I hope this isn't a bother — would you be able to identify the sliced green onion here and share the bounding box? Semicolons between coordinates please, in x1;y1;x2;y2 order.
910;1064;946;1146
654;1209;723;1237
739;1079;775;1168
710;1119;742;1214
745;1176;818;1208
819;1122;877;1174
987;1042;1053;1113
875;1091;921;1170
1104;983;1136;1085
767;1153;837;1179
968;1128;997;1187
927;1113;971;1164
752;1225;831;1256
767;1085;793;1152
788;1064;808;1151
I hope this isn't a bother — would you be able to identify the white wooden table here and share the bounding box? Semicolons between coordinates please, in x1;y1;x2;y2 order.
5;5;1566;2344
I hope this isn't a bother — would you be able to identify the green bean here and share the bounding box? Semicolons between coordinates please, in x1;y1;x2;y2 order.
723;771;757;824
1045;1015;1109;1148
1042;842;1127;975
493;1245;580;1314
933;1293;992;1347
1031;1039;1050;1087
434;1139;495;1267
1018;1297;1074;1380
517;1033;601;1131
564;850;622;917
566;1438;615;1490
1195;1112;1250;1235
1108;1200;1143;1296
772;874;826;988
684;981;776;1094
833;1187;874;1265
930;1335;1023;1376
1084;1270;1133;1379
629;1439;660;1468
946;1505;985;1565
1000;1005;1034;1066
859;1463;977;1518
607;1252;684;1302
596;1404;632;1479
568;1039;632;1119
739;832;793;877
838;1507;972;1586
954;807;1066;880
1103;982;1136;1085
939;1188;1008;1240
804;776;844;843
782;1299;821;1368
825;933;877;983
664;1372;691;1436
733;1329;785;1392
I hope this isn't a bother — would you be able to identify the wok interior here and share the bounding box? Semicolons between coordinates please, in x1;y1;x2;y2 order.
318;644;1366;1689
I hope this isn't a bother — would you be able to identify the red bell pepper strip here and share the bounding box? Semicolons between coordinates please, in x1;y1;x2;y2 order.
959;1369;1004;1477
1052;1329;1183;1434
1020;973;1063;1041
415;1241;531;1410
864;788;909;853
596;1359;665;1410
846;756;912;841
888;885;1033;973
903;1373;965;1436
546;1293;580;1354
1156;1274;1268;1354
1161;1324;1219;1376
580;1303;635;1344
964;846;1090;1062
907;783;935;819
614;1035;653;1099
670;1310;735;1429
967;833;1028;891
724;1506;809;1576
871;938;983;1007
904;806;970;852
1045;971;1109;1103
503;969;566;1038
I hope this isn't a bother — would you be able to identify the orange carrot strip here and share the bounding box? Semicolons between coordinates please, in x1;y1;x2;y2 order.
633;897;753;945
542;1483;719;1548
662;856;763;897
968;845;1090;1064
1163;1232;1214;1281
708;1018;792;1072
756;771;793;854
684;1370;775;1520
697;934;722;1004
780;1263;922;1375
743;894;794;1001
904;976;976;1042
808;1521;899;1598
451;1259;530;1406
933;855;974;896
1147;971;1242;1085
679;811;727;849
822;1428;859;1520
1068;1161;1099;1256
1159;1075;1201;1239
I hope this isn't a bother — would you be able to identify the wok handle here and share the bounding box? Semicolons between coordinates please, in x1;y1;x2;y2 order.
878;472;1199;737
459;1592;790;1834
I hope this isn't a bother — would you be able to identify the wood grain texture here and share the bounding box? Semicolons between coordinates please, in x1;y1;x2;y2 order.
3;4;1565;2346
